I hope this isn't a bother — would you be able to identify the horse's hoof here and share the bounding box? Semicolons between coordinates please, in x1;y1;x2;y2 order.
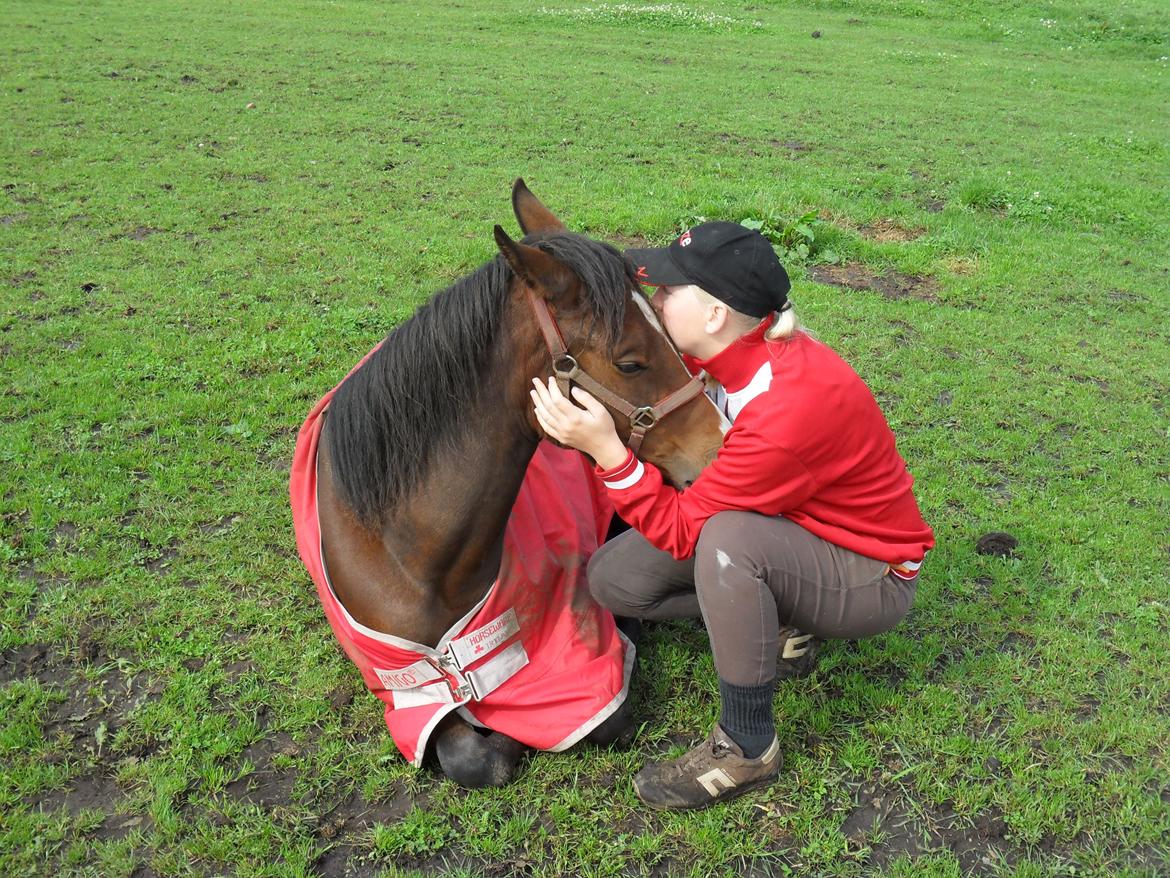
433;717;523;788
585;697;636;749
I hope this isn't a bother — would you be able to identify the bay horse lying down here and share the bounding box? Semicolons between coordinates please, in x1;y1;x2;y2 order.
290;181;724;787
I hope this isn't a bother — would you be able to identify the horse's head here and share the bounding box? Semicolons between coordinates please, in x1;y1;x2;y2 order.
494;179;724;488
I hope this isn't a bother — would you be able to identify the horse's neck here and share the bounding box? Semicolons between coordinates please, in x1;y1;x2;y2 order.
385;427;536;592
379;302;546;630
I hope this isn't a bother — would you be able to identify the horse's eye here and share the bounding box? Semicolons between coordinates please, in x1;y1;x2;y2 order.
615;362;646;375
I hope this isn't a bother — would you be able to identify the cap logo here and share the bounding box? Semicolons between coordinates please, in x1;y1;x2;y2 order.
678;230;692;247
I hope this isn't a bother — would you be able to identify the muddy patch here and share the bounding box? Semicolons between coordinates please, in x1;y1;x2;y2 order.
858;219;925;243
34;767;155;842
976;532;1019;558
51;521;79;549
140;536;180;573
8;270;37;286
199;513;240;536
808;262;940;302
35;769;125;815
769;139;812;153
126;226;163;240
221;171;269;184
11;639;168;828
316;788;414;839
0;642;57;685
312;786;419;876
841;781;1016;875
224;732;303;809
1105;288;1145;303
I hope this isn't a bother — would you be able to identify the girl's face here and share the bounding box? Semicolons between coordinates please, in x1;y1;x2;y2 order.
650;284;711;357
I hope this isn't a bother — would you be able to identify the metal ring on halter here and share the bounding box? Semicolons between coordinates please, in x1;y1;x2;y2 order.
629;406;659;430
552;354;579;379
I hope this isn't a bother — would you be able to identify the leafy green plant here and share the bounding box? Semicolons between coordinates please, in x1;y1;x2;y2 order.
743;211;842;265
682;211;839;265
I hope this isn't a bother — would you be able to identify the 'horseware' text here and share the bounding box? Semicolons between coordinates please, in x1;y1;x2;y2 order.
448;608;520;669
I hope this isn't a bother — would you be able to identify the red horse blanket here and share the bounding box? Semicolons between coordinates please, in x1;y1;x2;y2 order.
290;358;633;766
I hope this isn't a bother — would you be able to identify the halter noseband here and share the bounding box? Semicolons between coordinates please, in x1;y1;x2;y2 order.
527;287;705;455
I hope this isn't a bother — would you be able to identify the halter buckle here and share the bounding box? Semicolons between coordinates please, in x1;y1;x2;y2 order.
629;406;659;430
552;354;579;379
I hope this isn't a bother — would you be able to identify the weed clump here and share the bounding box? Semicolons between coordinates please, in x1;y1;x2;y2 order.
683;210;846;266
959;178;1010;211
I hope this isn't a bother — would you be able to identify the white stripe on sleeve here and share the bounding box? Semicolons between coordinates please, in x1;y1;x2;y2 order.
603;459;645;490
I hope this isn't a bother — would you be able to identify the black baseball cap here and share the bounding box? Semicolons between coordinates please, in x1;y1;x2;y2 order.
627;221;791;319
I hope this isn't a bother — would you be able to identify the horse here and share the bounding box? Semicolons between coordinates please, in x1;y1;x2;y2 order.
290;180;725;787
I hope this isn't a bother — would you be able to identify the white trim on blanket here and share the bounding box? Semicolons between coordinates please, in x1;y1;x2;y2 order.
547;629;636;752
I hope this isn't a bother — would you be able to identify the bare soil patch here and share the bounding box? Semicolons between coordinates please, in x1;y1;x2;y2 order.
126;226;163;240
769;139;812;153
9;638;167;833
224;732;302;808
313;787;418;877
976;532;1019;558
842;779;1016;876
807;262;940;302
606;232;654;250
858;219;925;242
199;513;240;536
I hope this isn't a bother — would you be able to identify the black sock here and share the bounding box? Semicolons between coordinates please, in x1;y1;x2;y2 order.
718;678;777;759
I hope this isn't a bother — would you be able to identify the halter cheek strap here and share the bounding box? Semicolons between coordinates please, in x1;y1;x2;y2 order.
527;288;704;454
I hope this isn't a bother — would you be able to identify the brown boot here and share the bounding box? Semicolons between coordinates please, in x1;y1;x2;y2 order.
633;725;781;810
776;626;819;681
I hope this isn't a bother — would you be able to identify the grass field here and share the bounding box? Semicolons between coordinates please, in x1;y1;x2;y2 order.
2;0;1168;875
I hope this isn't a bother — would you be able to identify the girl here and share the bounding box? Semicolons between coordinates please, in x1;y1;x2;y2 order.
531;221;933;810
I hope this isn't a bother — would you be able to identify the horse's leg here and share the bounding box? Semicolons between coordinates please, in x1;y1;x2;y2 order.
614;614;642;645
585;616;640;748
431;714;524;788
584;695;635;748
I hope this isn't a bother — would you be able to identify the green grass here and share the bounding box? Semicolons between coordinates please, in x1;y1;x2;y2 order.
2;0;1168;875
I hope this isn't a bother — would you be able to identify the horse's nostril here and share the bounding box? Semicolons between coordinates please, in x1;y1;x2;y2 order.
682;480;694;489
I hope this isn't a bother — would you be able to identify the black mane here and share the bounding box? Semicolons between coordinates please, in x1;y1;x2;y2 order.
325;231;634;529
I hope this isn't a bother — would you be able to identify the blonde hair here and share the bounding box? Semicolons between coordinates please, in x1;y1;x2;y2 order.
690;286;801;341
764;304;799;340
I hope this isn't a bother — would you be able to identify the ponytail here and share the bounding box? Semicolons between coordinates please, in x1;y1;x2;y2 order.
764;302;800;340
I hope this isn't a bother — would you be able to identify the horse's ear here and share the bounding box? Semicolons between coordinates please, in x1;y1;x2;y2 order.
494;224;575;302
512;178;566;235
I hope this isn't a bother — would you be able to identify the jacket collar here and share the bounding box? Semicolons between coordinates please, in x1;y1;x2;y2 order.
692;318;772;392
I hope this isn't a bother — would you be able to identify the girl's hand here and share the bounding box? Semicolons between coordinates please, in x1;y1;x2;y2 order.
530;377;628;469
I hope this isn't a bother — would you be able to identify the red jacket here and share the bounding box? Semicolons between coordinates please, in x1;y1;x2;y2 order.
597;325;934;563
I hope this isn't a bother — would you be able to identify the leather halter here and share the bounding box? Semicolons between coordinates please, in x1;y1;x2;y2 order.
527;287;705;455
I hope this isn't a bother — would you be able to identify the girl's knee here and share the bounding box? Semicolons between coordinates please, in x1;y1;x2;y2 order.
587;546;647;614
695;511;763;575
587;551;623;610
